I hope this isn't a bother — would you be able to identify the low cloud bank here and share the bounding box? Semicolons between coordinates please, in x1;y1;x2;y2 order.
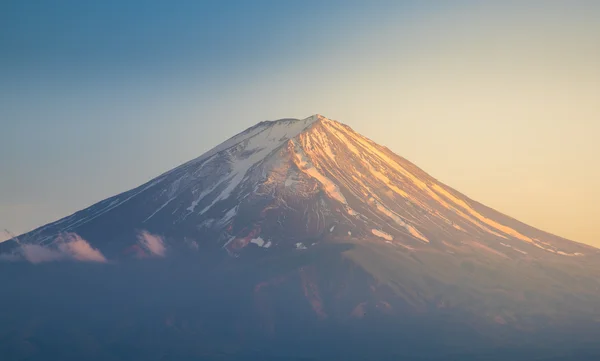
137;230;166;257
1;233;107;264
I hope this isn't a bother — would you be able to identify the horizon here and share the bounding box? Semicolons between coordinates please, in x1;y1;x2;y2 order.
2;1;599;247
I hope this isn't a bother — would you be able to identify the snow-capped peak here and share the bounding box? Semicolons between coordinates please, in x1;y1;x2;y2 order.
7;115;594;262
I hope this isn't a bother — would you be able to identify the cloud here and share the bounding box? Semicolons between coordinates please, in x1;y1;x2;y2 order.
21;244;65;263
137;230;166;257
2;232;107;264
55;233;107;263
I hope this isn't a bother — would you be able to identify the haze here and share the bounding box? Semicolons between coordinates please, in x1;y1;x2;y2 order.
1;0;599;246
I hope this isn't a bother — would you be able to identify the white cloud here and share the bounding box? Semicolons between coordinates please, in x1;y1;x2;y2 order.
2;232;107;264
55;233;107;263
137;230;166;257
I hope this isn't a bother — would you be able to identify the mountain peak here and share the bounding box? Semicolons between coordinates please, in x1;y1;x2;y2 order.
257;114;335;129
309;113;329;121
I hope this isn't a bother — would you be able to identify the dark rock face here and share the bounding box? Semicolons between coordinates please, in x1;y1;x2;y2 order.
2;115;600;360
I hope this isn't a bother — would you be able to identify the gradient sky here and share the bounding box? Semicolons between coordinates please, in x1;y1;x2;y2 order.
1;1;599;246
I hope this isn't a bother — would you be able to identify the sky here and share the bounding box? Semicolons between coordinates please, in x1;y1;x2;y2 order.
1;1;599;246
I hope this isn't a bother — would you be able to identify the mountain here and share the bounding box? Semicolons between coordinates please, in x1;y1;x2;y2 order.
5;115;596;258
2;114;600;360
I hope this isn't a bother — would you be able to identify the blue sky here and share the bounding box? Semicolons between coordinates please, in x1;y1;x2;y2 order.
2;0;421;76
2;1;600;245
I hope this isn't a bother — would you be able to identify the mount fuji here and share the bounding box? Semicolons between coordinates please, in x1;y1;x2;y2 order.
5;115;596;258
2;115;600;360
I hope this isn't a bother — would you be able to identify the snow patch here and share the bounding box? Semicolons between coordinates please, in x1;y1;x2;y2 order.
144;197;176;222
372;200;429;243
250;237;265;247
500;242;528;255
197;218;215;229
531;242;585;257
217;206;238;225
223;236;237;249
187;186;218;212
291;140;347;205
308;128;337;162
295;242;307;250
371;229;393;241
406;225;429;243
453;224;464;231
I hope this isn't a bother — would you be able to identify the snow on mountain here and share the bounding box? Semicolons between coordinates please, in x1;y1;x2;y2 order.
3;114;596;263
